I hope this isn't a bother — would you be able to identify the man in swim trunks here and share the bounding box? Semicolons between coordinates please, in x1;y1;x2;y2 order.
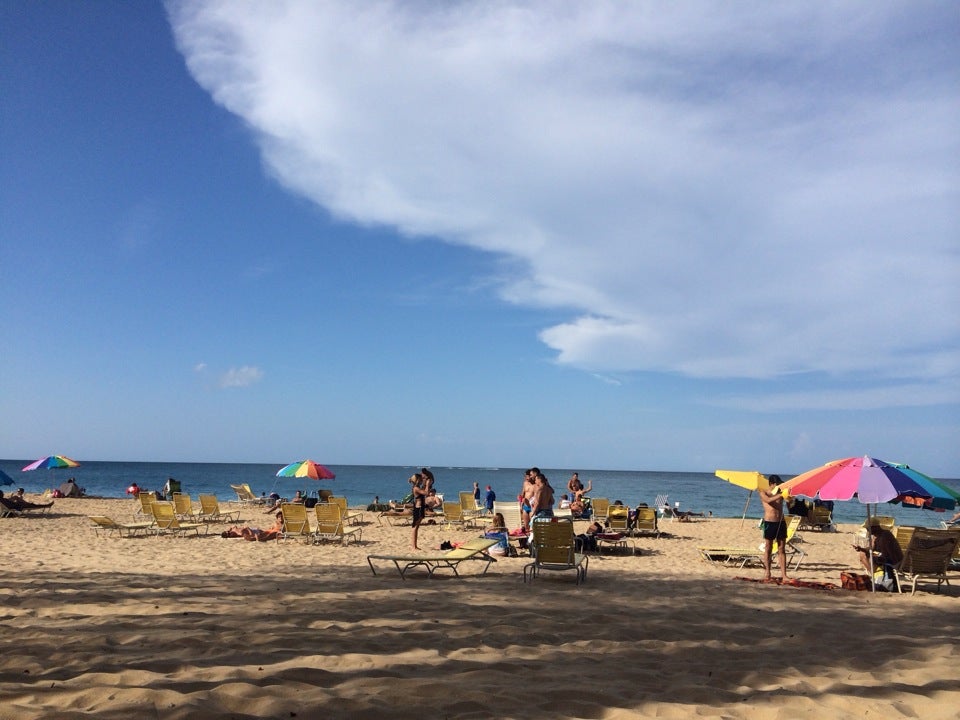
519;468;538;532
759;474;789;582
529;472;555;522
410;472;429;550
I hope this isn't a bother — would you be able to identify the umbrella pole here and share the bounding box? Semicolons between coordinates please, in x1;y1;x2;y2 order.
740;491;753;528
866;505;876;593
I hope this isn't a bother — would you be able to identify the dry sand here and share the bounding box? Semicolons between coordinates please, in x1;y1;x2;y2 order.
1;497;958;719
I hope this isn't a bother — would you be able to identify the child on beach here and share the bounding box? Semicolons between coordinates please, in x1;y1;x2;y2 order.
484;512;510;556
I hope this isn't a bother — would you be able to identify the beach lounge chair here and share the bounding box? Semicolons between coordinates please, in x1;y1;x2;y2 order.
367;537;500;579
459;491;485;523
798;504;833;532
662;505;705;522
279;503;313;542
524;517;588;585
0;501;23;518
553;507;573;519
314;502;362;545
492;501;522;530
89;515;155;538
197;494;241;523
894;526;916;554
329;496;363;526
442;501;470;529
893;528;960;595
654;494;669;521
699;516;805;571
172;493;199;522
135;491;156;519
492;501;528;551
590;498;610;523
231;483;265;506
150;501;207;537
377;508;413;526
633;507;660;538
600;505;636;554
607;505;630;531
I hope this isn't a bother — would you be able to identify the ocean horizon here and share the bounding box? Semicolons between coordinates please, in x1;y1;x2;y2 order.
3;459;957;529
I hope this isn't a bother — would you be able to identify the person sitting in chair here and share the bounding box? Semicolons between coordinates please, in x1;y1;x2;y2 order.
856;520;903;589
575;520;604;553
1;489;54;512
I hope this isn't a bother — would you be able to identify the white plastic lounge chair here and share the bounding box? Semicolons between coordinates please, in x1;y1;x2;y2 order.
492;501;528;553
367;537;500;579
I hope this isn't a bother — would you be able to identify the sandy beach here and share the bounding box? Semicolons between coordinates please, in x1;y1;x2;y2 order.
1;497;958;719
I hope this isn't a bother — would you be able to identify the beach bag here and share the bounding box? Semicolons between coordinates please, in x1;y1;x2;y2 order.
840;572;872;591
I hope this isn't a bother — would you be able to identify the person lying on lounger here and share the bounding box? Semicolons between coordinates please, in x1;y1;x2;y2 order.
0;489;54;511
221;512;284;541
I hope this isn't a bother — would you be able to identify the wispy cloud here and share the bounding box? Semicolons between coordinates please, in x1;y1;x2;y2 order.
711;378;960;413
168;1;960;408
219;365;264;388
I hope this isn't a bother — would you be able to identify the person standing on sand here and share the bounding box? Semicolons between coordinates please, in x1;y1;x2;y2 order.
759;474;789;582
411;469;433;550
529;472;555;523
519;468;538;532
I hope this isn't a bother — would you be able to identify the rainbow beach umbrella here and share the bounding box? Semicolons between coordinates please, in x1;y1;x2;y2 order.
778;456;933;507
22;455;80;472
778;455;936;592
275;460;336;480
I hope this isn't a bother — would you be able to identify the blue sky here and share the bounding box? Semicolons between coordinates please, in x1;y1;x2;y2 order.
2;1;958;476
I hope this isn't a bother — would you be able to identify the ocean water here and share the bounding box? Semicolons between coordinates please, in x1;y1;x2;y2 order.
3;459;957;528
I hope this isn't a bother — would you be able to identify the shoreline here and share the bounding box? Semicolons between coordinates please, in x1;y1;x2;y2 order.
1;498;958;719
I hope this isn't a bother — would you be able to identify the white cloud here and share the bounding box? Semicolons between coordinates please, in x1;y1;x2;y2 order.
167;2;960;402
219;365;264;388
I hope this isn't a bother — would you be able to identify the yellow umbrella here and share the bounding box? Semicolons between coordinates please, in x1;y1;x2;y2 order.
715;469;770;527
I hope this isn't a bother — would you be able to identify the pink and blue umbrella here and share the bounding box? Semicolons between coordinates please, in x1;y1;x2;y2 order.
275;460;336;480
22;455;80;472
779;455;943;592
778;456;934;507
